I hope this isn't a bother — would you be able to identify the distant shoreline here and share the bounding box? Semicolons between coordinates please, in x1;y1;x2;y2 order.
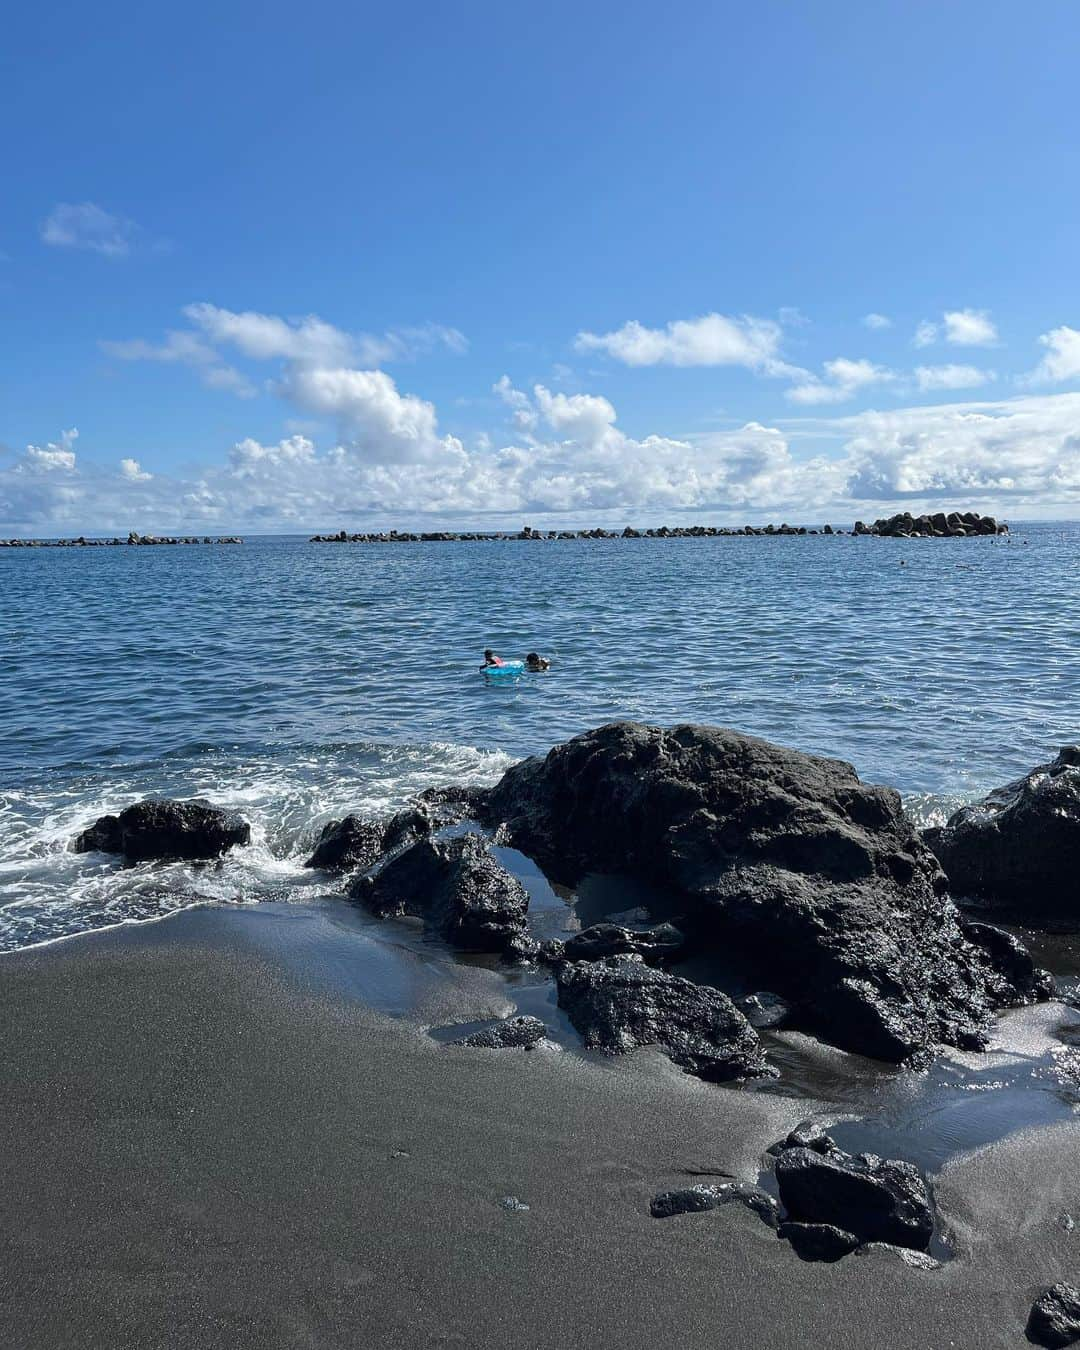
312;509;1008;543
0;509;1013;548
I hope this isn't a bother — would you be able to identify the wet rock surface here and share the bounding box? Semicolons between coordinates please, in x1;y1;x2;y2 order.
349;832;533;958
772;1129;934;1254
553;921;685;965
925;747;1080;920
73;798;250;862
1027;1284;1080;1348
736;991;793;1029
449;1015;547;1049
554;954;770;1082
650;1181;779;1226
305;804;435;871
475;721;1047;1063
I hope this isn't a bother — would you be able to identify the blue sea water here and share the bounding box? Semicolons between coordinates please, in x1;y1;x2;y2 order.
1;524;1077;952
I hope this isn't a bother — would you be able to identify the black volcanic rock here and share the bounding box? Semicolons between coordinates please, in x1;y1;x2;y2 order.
774;1145;934;1251
1027;1284;1080;1348
450;1015;546;1049
553;954;769;1082
349;832;532;957
650;1182;779;1226
777;1221;860;1263
925;748;1080;919
475;722;1046;1063
74;798;250;862
560;922;685;965
304;803;435;871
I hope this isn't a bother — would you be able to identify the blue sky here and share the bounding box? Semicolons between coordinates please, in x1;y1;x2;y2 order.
2;0;1079;532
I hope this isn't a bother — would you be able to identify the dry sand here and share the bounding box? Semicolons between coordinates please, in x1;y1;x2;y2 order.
2;906;1079;1349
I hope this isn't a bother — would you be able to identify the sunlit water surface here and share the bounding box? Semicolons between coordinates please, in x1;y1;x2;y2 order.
2;524;1076;951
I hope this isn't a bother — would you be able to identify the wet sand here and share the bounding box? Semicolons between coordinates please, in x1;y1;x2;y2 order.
3;907;1079;1349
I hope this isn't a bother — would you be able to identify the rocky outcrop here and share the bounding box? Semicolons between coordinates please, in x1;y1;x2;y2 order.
305;510;1005;545
545;921;685;966
304;804;435;871
853;509;1004;538
924;748;1080;919
475;722;1046;1063
73;798;250;862
1;534;242;547
1027;1284;1080;1348
770;1127;934;1257
450;1015;546;1049
553;954;770;1082
348;832;533;958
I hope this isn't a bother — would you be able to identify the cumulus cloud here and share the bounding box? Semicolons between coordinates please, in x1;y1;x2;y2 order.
841;394;1080;501
103;304;468;403
1026;326;1080;385
7;386;1077;538
914;364;996;391
915;309;999;349
863;313;892;330
574;312;798;376
787;357;896;405
17;428;79;472
277;366;464;464
41;203;138;258
943;308;998;347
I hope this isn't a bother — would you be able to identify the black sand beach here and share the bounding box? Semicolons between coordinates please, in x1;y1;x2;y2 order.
4;905;1079;1350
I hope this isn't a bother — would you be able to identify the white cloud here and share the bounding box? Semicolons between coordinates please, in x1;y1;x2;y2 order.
787;357;896;405
101;330;255;398
914;364;996;391
574;312;795;375
41;203;137;258
119;458;152;481
913;310;998;350
1027;326;1080;385
943;308;998;347
277;366;462;464
183;304;465;367
840;394;1080;501
20;428;79;472
863;313;892;330
532;385;617;446
4;391;1079;535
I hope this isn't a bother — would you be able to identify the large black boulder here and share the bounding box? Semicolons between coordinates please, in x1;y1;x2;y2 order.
554;954;769;1082
1027;1284;1080;1348
73;798;250;862
774;1143;934;1251
476;722;1046;1063
924;748;1080;919
304;804;434;871
349;832;532;957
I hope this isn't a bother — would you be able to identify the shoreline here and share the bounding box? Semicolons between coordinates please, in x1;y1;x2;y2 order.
4;906;1080;1349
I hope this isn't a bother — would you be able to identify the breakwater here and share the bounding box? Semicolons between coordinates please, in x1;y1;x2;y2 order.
0;532;244;548
311;510;1007;544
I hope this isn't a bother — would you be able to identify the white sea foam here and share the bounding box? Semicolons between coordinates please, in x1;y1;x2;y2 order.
0;739;514;953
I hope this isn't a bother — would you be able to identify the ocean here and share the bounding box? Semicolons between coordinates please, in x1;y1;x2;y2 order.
1;523;1077;953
